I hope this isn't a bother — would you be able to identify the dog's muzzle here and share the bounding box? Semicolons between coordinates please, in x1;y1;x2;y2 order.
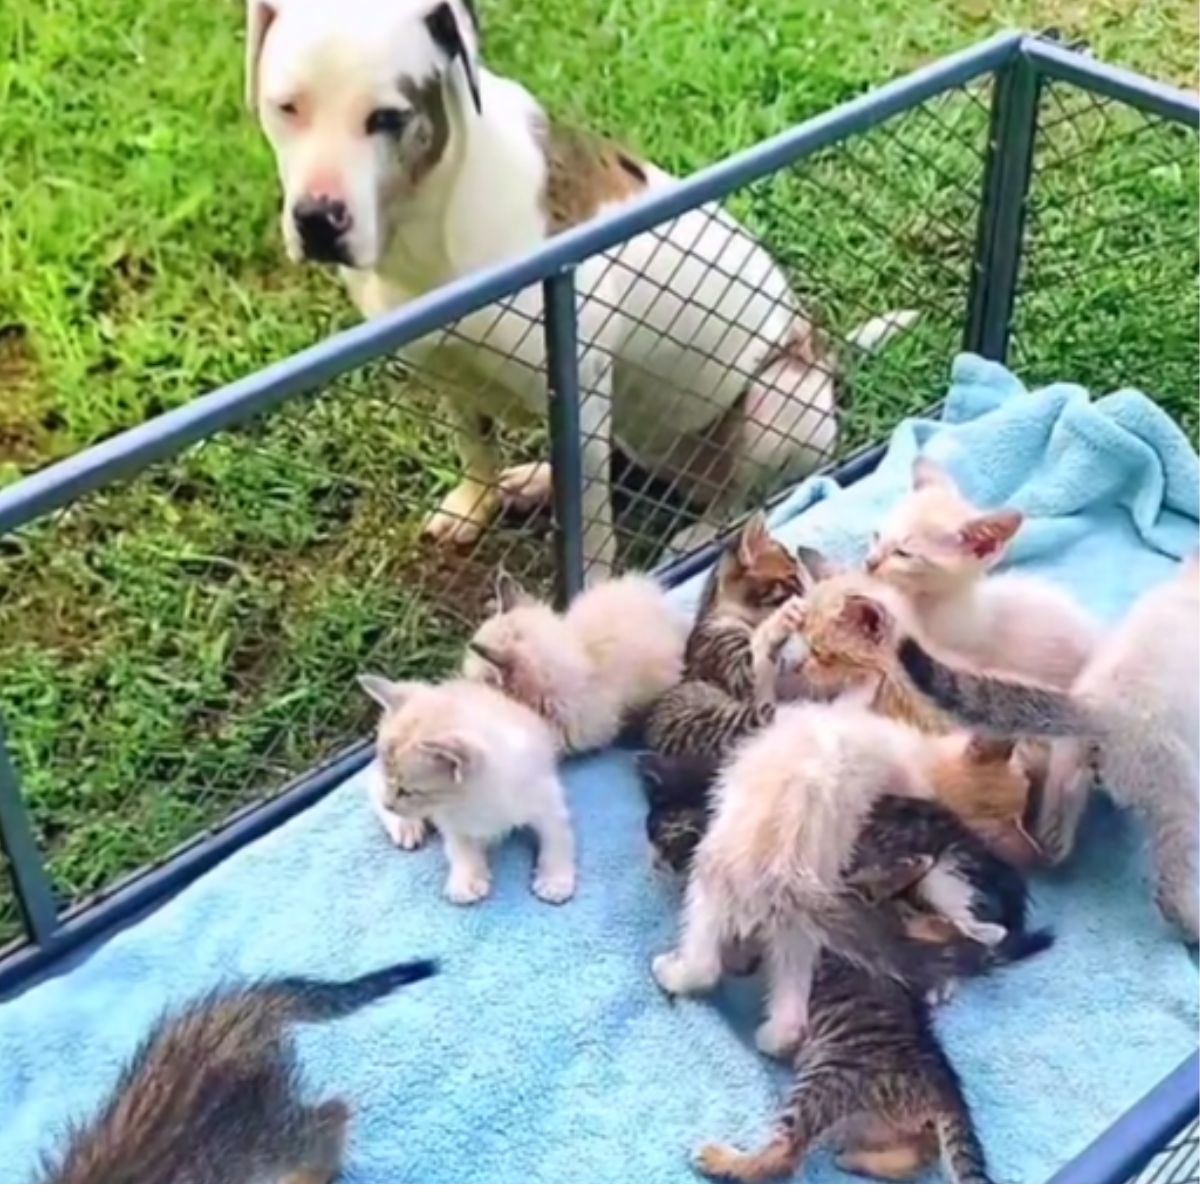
293;196;353;265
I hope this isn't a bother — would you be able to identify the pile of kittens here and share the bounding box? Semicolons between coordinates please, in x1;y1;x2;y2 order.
38;458;1198;1184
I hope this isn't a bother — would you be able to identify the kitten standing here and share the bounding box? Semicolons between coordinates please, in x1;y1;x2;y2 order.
868;457;1098;688
650;699;1005;1058
898;555;1200;940
359;675;575;905
463;569;687;753
644;512;818;758
40;959;437;1183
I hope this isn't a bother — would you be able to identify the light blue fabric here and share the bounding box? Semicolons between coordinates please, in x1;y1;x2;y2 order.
1;353;1196;1183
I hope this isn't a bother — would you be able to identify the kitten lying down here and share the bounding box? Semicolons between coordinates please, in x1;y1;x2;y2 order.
650;694;1044;1058
463;569;688;754
359;675;575;906
898;554;1200;942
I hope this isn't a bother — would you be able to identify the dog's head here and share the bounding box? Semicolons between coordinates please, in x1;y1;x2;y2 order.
246;0;482;270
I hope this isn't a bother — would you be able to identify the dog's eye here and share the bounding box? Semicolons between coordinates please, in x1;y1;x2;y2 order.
366;107;409;136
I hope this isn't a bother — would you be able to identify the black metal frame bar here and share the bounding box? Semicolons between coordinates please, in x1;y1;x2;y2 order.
0;31;1196;1181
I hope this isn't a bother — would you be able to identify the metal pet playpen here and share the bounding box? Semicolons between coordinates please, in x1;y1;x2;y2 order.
0;29;1196;1182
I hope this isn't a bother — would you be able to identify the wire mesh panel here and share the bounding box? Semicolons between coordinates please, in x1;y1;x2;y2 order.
1011;79;1199;439
1130;1119;1200;1184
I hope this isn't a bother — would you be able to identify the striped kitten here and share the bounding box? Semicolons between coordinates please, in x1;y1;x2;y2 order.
40;960;437;1183
898;555;1200;941
693;951;994;1184
643;512;825;758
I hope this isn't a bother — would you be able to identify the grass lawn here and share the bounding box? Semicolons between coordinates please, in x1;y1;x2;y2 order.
0;0;1196;946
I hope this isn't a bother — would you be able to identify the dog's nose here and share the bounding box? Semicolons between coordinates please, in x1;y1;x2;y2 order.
293;196;352;262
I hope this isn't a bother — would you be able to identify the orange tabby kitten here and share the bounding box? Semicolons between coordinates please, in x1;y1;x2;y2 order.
784;571;1042;867
867;457;1098;688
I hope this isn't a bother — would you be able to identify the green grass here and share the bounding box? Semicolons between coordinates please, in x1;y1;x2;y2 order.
0;0;1196;946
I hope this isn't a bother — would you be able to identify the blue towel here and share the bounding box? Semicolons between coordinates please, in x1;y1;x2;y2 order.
1;353;1196;1183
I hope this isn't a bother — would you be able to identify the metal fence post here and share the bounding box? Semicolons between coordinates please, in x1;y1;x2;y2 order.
542;270;586;607
964;50;1042;361
0;729;58;945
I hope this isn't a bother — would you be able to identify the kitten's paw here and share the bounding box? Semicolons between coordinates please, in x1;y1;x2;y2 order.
755;1017;801;1059
498;461;553;512
384;814;429;851
1155;885;1200;942
422;479;500;546
969;921;1008;947
444;869;492;905
651;952;701;996
532;868;576;905
925;979;959;1008
693;1144;745;1182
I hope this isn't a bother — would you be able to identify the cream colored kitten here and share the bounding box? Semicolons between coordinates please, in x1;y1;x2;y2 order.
463;569;688;753
651;696;990;1059
358;675;575;906
899;555;1200;940
868;457;1098;688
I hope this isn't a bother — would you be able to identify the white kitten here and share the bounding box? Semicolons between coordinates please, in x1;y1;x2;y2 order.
651;696;965;1059
358;674;575;906
463;570;688;753
868;457;1098;688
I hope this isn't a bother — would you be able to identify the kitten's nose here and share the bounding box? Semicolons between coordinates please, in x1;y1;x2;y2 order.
864;549;883;573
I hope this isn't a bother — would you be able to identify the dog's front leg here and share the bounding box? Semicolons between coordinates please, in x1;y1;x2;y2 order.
578;354;616;580
422;400;502;547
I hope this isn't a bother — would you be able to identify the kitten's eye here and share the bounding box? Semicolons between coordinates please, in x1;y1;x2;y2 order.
891;548;913;560
366;107;409;136
277;100;299;117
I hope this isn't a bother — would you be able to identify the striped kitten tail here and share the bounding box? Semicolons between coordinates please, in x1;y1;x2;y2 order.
935;1107;992;1183
264;958;439;1023
897;636;1099;738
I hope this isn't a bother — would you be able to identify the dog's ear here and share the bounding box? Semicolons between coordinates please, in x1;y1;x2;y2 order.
425;1;482;115
244;1;278;112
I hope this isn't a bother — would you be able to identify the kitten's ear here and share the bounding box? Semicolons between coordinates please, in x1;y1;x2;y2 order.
493;568;531;614
795;545;835;588
358;674;421;712
419;734;479;783
737;511;770;568
912;457;956;492
840;594;891;644
958;509;1022;559
964;735;1016;765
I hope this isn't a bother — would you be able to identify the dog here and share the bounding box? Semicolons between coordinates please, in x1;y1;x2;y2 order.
246;0;917;576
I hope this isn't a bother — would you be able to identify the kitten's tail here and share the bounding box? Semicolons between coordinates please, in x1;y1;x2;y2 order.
935;1106;992;1183
260;958;439;1025
897;636;1102;738
844;309;922;355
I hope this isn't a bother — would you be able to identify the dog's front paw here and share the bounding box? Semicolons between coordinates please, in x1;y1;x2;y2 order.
755;1016;802;1059
444;868;492;905
422;479;500;546
532;866;576;905
498;461;553;513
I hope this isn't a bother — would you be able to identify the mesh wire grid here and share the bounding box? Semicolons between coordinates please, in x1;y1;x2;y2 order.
1129;1118;1200;1184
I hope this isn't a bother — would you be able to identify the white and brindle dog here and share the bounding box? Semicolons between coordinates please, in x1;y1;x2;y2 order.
247;0;916;576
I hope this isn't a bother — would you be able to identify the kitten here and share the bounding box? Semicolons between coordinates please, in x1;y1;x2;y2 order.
898;555;1200;940
784;578;1042;867
637;750;1046;953
463;569;688;754
648;699;1016;1058
643;511;822;758
867;456;1098;689
692;952;993;1184
40;959;437;1183
359;674;575;905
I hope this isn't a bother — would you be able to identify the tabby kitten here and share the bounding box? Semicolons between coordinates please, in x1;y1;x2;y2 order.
693;951;994;1184
40;960;437;1183
643;512;822;758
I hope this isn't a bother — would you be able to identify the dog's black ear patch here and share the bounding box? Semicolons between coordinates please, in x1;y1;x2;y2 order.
425;1;482;114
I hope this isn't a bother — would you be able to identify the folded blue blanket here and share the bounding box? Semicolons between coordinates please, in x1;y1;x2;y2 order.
1;353;1196;1183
